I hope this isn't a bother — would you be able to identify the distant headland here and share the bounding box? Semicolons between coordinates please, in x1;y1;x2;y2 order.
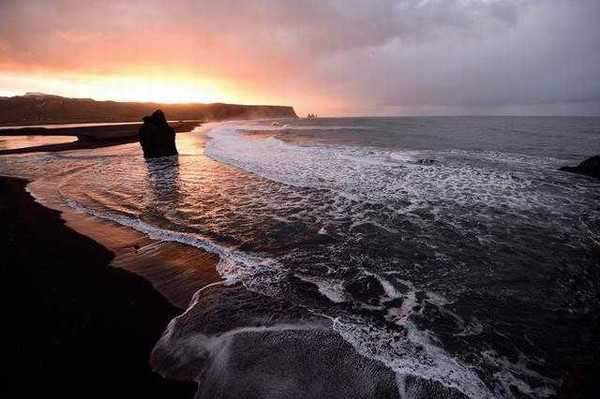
0;93;298;126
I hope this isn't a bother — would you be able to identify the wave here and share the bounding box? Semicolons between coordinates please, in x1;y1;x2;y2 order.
203;123;583;215
7;118;595;398
62;197;284;292
54;167;498;398
198;121;599;397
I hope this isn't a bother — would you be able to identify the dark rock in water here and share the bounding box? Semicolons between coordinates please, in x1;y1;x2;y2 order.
416;159;436;165
138;109;178;159
344;274;385;305
559;155;600;179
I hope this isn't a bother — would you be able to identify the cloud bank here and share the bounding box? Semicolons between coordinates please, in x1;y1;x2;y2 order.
1;0;599;115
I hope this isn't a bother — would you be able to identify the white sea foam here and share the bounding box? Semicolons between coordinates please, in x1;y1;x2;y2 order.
200;121;580;398
389;151;420;163
294;274;347;303
481;351;557;398
203;123;575;217
4;118;594;399
62;197;284;293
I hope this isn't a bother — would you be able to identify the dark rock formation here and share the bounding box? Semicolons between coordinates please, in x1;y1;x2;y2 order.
559;155;600;179
416;159;436;165
138;110;178;159
0;93;298;125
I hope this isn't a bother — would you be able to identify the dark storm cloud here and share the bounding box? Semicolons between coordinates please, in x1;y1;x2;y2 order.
1;0;599;114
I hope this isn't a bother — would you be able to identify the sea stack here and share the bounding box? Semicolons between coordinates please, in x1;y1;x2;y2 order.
559;155;600;179
138;109;178;159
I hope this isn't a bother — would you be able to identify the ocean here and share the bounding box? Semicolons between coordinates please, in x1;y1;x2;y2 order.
1;116;599;398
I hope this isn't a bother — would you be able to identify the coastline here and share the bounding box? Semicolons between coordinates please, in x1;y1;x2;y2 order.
0;120;201;156
61;208;222;309
2;117;598;398
2;173;403;399
0;176;208;398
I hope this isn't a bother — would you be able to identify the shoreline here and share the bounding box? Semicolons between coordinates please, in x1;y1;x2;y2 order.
0;120;201;155
2;173;403;399
61;207;222;309
0;175;213;398
3;119;598;397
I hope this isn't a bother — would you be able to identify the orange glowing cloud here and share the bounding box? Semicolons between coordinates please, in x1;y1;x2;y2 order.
0;1;344;114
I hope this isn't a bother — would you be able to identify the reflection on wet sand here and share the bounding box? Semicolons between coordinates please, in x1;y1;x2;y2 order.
0;135;78;151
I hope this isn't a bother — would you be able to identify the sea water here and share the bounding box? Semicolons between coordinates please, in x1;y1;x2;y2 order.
1;117;599;398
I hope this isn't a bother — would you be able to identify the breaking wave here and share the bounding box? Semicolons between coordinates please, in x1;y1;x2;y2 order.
2;117;599;398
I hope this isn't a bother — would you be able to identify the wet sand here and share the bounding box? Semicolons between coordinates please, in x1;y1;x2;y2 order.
63;209;222;309
4;126;598;398
0;176;219;398
0;175;404;399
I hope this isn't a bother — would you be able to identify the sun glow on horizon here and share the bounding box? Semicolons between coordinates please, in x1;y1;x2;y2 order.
0;67;322;115
0;70;258;105
87;75;229;104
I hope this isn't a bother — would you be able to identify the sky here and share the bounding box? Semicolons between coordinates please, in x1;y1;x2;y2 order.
1;0;599;116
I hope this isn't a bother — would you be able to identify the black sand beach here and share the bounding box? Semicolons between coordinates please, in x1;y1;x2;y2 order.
1;117;599;398
0;176;196;398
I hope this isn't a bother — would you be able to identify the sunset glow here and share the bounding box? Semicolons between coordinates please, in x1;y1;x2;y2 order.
1;1;599;115
0;70;263;105
2;2;600;398
66;74;233;104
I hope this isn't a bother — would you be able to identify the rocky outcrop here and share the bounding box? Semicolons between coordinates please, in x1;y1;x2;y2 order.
416;159;436;165
138;110;178;159
559;155;600;179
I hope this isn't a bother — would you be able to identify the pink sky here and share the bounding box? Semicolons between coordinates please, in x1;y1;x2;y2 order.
1;0;599;116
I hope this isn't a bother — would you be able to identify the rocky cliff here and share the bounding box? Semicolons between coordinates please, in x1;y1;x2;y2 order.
560;155;600;179
0;93;298;125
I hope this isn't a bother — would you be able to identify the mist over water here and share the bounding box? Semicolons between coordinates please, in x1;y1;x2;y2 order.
1;117;599;398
